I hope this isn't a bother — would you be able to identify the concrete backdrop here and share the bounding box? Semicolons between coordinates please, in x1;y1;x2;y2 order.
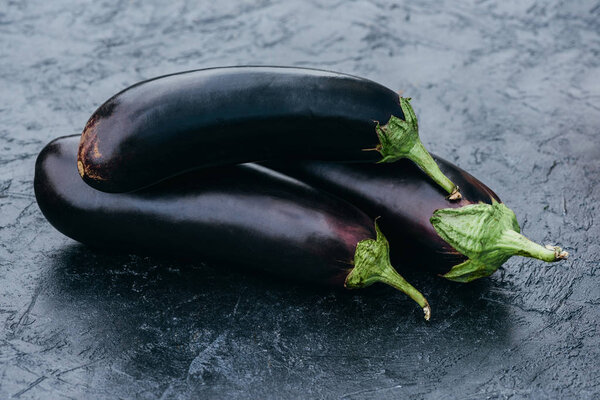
1;1;599;398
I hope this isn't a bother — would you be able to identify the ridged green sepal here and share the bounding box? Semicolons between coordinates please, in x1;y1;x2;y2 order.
431;200;568;283
345;220;431;320
372;98;460;200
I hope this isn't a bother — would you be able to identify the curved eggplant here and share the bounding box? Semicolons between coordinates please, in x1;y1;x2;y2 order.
265;159;568;282
77;66;459;198
36;135;431;319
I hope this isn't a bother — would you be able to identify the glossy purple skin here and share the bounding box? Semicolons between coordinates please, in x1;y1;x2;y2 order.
36;135;376;286
78;66;403;193
264;158;500;275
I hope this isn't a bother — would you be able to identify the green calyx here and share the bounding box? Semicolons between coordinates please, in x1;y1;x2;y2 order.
431;200;569;283
345;220;431;320
372;97;461;200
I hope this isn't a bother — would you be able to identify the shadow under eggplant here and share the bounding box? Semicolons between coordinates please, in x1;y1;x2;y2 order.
39;242;515;394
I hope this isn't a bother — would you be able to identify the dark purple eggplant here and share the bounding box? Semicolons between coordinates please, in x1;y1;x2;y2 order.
36;135;431;319
77;66;459;198
264;159;568;282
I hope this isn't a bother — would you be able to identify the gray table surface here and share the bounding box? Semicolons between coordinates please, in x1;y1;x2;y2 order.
1;1;599;399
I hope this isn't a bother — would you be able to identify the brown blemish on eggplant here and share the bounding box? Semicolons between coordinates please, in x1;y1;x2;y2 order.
78;99;118;181
76;137;108;182
92;140;102;158
78;122;101;179
80;166;108;181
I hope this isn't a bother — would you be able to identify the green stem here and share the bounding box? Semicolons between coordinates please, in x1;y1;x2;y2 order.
345;220;431;320
406;139;461;200
499;230;569;262
431;200;569;283
371;97;461;201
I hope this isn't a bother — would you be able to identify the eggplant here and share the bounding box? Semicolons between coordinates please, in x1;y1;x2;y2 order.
265;160;568;282
35;135;431;319
77;66;459;198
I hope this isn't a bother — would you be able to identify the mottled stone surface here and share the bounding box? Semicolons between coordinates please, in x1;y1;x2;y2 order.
1;1;599;398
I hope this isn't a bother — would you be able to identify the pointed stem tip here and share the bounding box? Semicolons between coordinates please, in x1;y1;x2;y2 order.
423;304;431;321
545;244;569;260
447;186;462;201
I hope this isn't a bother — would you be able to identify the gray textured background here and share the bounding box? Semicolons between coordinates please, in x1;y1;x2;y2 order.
1;1;599;399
